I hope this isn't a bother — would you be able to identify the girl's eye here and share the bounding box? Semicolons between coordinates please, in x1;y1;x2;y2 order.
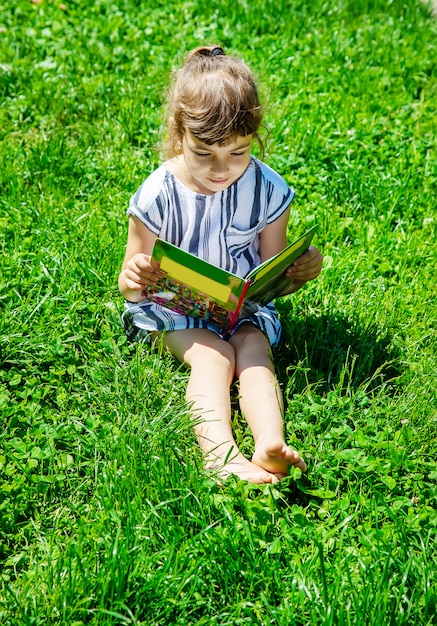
232;152;245;157
195;152;210;158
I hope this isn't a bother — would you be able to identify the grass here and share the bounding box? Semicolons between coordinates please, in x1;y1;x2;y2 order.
1;0;436;624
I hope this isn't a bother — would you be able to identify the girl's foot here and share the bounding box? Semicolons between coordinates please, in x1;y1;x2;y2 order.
206;451;282;484
252;436;307;475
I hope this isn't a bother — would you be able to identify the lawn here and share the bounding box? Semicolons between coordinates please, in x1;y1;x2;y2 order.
1;0;436;624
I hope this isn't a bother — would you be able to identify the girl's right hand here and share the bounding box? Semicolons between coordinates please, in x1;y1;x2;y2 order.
121;253;161;300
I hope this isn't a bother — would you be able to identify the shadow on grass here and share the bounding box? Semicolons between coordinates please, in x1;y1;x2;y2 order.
275;304;404;396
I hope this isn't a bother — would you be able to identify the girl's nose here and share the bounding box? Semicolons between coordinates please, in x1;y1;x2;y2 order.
211;158;229;173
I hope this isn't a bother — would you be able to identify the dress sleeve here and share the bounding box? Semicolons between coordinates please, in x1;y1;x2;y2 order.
126;167;167;235
261;161;295;224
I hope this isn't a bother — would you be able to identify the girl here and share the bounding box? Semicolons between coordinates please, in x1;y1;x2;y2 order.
118;46;323;484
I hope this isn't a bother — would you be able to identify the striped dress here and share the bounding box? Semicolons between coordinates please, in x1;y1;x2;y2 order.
122;157;294;347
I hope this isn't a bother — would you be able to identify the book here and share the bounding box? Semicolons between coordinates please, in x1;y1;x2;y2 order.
144;224;318;332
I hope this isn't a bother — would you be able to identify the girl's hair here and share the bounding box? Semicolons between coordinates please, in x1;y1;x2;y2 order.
164;46;263;157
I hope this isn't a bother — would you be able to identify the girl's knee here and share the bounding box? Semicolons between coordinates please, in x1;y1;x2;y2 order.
231;324;270;354
185;335;236;373
230;325;274;373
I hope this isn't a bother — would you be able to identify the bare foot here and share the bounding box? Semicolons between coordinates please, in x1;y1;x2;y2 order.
206;451;282;484
252;436;307;475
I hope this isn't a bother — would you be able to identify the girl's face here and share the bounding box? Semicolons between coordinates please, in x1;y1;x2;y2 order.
181;130;253;195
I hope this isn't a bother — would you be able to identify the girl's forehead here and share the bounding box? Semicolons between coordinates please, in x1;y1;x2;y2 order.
185;130;253;150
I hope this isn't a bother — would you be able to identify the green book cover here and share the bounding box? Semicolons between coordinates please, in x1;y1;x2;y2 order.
145;225;318;332
241;224;319;316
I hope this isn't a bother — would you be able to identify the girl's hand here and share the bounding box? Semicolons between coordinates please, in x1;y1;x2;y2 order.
282;246;323;295
120;253;161;302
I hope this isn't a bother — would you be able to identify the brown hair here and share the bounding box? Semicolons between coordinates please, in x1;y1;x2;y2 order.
164;46;263;157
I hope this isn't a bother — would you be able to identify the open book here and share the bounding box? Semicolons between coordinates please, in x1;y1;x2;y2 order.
144;225;318;332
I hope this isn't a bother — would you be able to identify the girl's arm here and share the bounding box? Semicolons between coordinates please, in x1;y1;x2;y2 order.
259;208;323;296
118;215;161;303
259;208;290;262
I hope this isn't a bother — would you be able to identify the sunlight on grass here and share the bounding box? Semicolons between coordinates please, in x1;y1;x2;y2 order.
1;0;436;624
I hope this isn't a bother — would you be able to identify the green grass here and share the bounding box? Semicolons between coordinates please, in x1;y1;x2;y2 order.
1;0;436;624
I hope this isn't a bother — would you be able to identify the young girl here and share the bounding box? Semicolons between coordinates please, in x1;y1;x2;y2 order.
118;46;323;484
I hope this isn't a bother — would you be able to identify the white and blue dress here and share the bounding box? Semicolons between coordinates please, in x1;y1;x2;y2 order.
122;157;294;347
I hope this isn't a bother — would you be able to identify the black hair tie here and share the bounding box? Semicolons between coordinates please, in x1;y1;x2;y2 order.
210;46;225;57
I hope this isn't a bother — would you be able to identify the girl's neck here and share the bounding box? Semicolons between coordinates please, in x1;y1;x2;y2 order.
165;155;216;195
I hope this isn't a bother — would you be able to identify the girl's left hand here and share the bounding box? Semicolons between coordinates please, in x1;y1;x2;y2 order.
282;246;323;294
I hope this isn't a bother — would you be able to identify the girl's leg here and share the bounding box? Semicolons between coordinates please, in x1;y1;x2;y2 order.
162;328;281;483
229;324;307;475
